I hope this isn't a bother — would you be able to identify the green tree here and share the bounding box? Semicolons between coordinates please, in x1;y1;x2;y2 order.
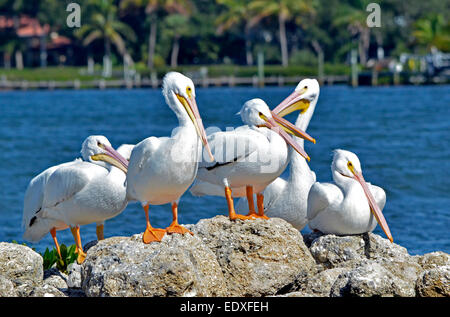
121;0;192;69
77;0;137;77
333;0;372;65
248;0;316;67
163;13;191;67
215;0;256;65
413;14;450;52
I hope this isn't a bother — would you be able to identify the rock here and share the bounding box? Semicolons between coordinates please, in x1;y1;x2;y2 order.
67;262;82;288
191;216;317;296
306;232;409;270
274;291;316;297
43;268;68;290
414;252;450;270
0;275;17;297
416;265;450;297
330;260;415;297
0;242;43;286
28;284;67;297
81;233;227;297
297;268;350;296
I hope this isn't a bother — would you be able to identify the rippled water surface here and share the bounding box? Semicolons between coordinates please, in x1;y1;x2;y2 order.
1;85;449;255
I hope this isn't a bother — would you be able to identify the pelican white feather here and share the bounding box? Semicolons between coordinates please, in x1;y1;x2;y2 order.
22;135;130;263
191;98;314;220
235;79;320;229
126;72;213;243
307;149;392;242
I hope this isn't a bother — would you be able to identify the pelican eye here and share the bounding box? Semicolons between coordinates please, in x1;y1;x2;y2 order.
347;161;355;172
186;86;192;97
304;86;308;89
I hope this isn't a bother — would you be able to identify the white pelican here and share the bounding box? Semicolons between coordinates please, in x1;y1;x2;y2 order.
190;98;315;221
22;136;130;263
307;149;393;242
236;79;320;229
126;72;214;244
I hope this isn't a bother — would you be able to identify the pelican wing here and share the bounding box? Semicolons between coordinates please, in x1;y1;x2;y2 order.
199;126;264;170
41;162;106;214
22;159;81;230
307;182;343;221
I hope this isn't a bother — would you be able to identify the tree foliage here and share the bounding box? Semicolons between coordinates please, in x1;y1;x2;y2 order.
0;0;448;68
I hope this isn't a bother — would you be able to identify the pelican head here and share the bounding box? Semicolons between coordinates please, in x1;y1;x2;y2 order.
162;72;214;161
81;135;129;173
332;149;393;243
272;78;320;117
240;98;314;161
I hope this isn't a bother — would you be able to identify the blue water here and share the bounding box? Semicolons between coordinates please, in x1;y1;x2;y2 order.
1;85;449;255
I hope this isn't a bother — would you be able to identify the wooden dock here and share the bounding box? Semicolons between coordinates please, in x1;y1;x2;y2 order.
0;75;349;91
0;72;447;91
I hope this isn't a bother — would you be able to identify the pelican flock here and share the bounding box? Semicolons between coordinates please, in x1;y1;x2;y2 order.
22;71;393;265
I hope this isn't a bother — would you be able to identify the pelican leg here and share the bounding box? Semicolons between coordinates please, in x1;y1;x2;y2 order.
96;224;104;241
50;227;62;260
166;202;193;235
226;186;253;221
142;204;166;244
256;193;269;220
70;225;87;264
245;186;257;218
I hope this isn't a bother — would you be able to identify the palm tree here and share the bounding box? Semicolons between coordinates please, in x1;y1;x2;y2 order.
163;13;191;67
413;14;450;52
216;0;256;65
333;1;371;66
121;0;192;69
77;0;136;77
248;0;316;67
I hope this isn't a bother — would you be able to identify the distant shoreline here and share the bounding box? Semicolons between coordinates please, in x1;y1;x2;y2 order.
1;74;449;91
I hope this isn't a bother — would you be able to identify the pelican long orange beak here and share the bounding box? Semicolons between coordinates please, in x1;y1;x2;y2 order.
272;86;310;117
261;113;311;161
271;111;316;144
349;165;393;243
91;144;129;173
176;93;214;162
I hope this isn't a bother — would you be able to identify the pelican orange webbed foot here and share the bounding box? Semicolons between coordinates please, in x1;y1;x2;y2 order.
142;204;166;243
70;225;87;264
143;227;166;243
226;186;254;221
166;202;193;235
245;186;269;219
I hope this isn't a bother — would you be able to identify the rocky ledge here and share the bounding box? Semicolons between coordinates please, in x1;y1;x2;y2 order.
1;216;449;297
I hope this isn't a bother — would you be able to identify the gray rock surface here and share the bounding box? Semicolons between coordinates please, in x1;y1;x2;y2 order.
416;265;450;297
0;242;43;286
67;262;82;288
306;232;410;270
1;218;449;297
0;274;17;297
191;216;317;296
330;260;411;297
81;233;227;297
